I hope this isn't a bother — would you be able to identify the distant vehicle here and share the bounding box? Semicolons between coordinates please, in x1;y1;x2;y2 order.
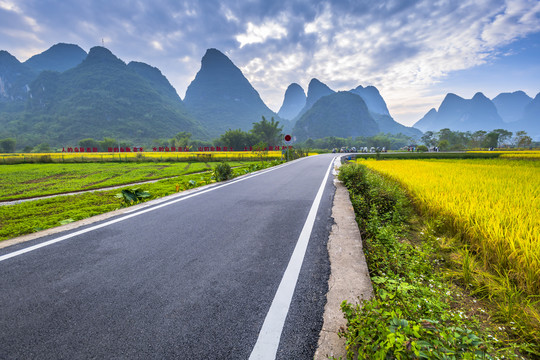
351;147;357;152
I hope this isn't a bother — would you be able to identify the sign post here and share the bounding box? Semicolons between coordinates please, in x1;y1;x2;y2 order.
284;134;292;162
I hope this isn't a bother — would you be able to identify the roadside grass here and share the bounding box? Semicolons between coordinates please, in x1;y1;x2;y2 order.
336;163;534;359
0;162;248;201
0;160;282;242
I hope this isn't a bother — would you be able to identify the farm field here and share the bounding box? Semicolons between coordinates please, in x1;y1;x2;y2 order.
0;162;248;201
0;160;281;241
468;150;540;159
0;151;289;164
356;158;540;295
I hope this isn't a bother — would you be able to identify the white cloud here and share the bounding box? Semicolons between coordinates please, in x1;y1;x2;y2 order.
237;0;540;124
151;40;164;51
2;0;539;126
221;4;239;23
236;20;288;48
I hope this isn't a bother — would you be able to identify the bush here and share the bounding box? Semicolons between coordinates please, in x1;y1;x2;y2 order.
213;162;232;182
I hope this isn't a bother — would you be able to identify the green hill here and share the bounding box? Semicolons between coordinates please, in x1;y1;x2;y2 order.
24;43;87;73
0;47;207;148
184;48;283;138
293;92;380;141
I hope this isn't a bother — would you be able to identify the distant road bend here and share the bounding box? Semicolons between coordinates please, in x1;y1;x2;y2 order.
0;154;338;359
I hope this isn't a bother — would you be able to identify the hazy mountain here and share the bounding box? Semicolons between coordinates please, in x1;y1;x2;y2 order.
371;113;423;138
293;78;335;121
349;85;390;116
128;61;181;101
492;91;532;123
514;92;540;140
414;92;506;132
0;50;35;102
0;46;206;148
350;85;420;137
183;48;281;138
24;43;87;73
293;92;379;141
277;83;306;120
415;108;438;130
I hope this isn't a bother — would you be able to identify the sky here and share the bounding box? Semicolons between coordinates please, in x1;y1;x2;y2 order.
1;0;540;126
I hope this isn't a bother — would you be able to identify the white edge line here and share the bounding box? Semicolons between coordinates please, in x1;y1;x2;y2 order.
248;156;336;360
0;157;311;263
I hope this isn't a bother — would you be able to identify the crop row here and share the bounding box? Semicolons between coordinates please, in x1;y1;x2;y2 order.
0;162;251;201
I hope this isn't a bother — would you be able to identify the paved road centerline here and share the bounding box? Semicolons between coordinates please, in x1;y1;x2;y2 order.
249;156;335;360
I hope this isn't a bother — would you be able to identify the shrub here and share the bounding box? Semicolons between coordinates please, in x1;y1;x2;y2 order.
213;162;232;182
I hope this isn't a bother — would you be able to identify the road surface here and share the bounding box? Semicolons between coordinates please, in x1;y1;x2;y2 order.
0;154;337;359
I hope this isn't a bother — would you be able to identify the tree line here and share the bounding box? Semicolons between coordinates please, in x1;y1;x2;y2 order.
420;129;534;150
0;116;285;153
0;123;536;153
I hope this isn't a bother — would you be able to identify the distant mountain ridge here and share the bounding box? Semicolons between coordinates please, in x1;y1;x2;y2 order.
24;43;87;73
183;48;282;138
288;78;421;140
277;83;306;120
349;85;390;116
0;46;207;148
0;50;35;102
414;91;540;140
293;79;335;121
517;93;540;140
293;92;380;140
492;91;532;123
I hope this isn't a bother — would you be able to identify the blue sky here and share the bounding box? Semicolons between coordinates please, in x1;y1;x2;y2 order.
1;0;539;126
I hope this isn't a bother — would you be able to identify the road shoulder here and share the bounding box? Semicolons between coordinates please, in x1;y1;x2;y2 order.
314;161;373;360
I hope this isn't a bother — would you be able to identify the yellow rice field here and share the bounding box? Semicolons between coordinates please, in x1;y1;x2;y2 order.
468;150;540;160
357;158;540;294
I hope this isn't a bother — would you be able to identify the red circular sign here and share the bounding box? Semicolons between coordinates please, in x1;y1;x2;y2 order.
284;134;292;142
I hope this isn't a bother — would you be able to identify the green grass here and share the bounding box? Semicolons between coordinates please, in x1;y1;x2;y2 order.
0;160;281;241
337;163;532;359
0;162;247;201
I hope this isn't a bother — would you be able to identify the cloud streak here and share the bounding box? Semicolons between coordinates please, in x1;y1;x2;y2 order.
1;0;539;125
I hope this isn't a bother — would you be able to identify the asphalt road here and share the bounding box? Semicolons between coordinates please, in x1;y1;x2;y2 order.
0;154;337;359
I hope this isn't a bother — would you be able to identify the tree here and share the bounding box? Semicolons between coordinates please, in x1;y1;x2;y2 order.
170;132;192;148
79;138;100;149
421;131;436;147
218;129;250;150
0;138;16;153
469;130;487;148
482;132;499;148
492;129;512;147
438;139;449;151
99;138;118;151
34;143;51;153
250;116;283;146
514;131;532;148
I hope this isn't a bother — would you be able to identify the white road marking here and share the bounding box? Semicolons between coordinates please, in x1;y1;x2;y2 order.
0;157;311;263
249;156;336;360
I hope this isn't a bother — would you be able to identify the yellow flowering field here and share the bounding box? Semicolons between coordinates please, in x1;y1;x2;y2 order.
357;158;540;294
0;151;291;163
